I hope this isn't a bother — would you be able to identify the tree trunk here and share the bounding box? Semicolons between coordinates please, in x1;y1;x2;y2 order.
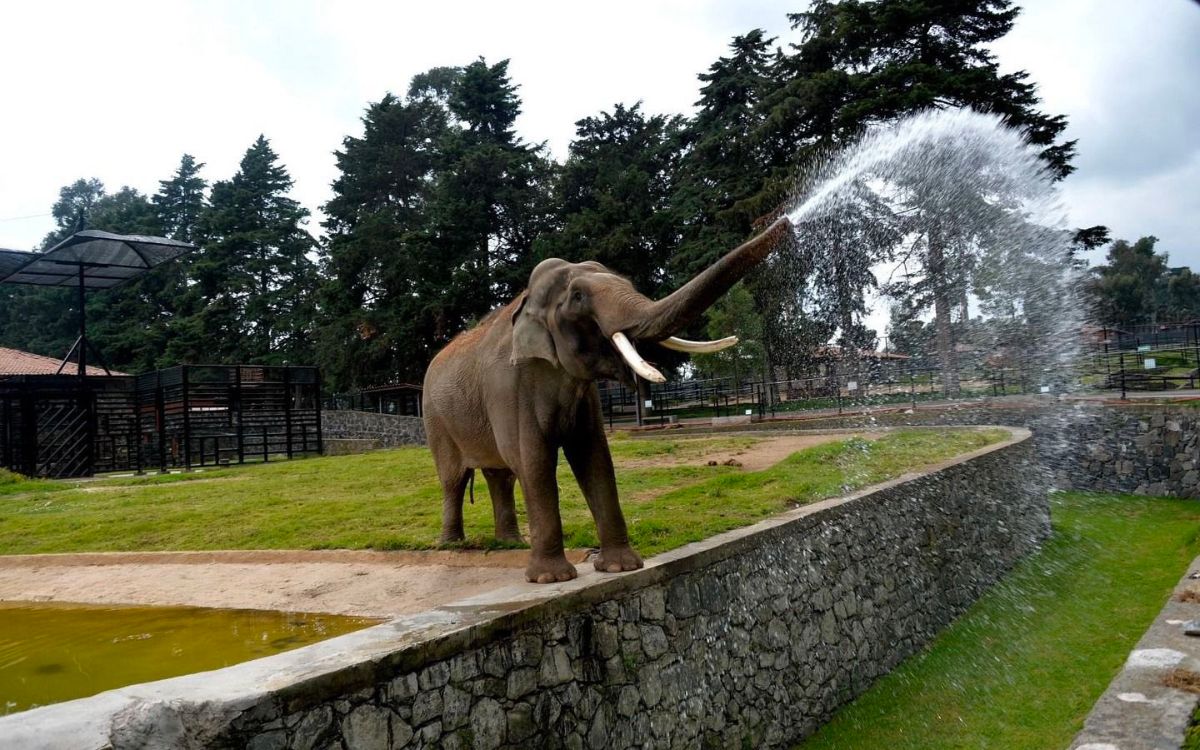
929;238;961;397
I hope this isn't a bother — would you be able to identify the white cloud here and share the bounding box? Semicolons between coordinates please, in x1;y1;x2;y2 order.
1;0;1195;289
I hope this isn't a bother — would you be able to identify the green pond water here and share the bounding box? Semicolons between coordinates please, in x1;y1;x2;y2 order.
0;601;379;715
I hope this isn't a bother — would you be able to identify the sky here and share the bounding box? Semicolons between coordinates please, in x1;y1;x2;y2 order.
1;0;1197;335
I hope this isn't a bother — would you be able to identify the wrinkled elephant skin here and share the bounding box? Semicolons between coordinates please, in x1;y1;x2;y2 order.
422;218;793;583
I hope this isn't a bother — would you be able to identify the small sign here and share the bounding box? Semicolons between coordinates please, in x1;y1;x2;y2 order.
1138;344;1152;352
1040;385;1050;393
745;409;753;416
1144;358;1156;370
644;400;653;409
846;380;858;391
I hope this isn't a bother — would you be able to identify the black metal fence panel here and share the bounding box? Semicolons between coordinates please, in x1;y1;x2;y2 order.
0;365;321;478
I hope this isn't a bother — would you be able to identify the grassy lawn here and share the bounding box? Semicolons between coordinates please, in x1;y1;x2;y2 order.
0;428;1004;556
799;491;1200;750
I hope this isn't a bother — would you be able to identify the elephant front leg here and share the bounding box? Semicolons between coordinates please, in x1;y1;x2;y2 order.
517;441;577;584
563;393;643;574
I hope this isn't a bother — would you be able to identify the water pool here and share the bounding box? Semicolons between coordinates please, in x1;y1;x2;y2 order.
0;601;378;715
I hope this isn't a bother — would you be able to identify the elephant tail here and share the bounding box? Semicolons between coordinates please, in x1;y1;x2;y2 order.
468;470;475;505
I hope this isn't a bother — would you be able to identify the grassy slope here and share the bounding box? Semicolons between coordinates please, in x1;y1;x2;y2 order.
800;491;1200;750
0;429;1003;556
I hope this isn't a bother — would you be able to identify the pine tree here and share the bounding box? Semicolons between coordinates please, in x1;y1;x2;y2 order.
765;0;1077;394
422;58;555;344
319;91;450;388
537;102;683;297
672;30;779;279
154;154;207;243
171;136;316;365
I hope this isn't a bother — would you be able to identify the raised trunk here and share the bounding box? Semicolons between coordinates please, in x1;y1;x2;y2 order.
629;217;792;341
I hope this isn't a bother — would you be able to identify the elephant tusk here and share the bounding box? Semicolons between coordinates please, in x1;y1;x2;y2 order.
612;332;667;383
659;335;739;354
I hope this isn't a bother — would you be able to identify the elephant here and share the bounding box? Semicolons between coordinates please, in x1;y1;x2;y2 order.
421;216;794;583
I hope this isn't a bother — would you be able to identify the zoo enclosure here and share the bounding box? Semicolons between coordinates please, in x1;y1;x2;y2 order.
0;364;322;478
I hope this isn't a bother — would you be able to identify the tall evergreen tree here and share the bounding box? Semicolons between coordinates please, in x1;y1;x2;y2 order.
1086;237;1169;326
154;154;207;243
537;102;683;297
672;30;778;278
766;0;1077;394
170;136;316;365
423;59;555;341
319;91;450;388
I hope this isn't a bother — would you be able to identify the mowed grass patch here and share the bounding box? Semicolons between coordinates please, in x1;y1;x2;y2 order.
0;428;1004;556
0;469;63;497
799;491;1200;750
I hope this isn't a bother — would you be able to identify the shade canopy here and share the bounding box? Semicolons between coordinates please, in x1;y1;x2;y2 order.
0;249;38;280
0;230;195;289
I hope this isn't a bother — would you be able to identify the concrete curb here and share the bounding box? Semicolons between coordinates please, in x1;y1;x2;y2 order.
1070;557;1200;750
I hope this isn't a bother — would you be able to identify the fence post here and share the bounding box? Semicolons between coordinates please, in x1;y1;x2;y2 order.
283;367;294;460
315;370;324;456
181;366;192;472
235;366;245;465
156;371;167;473
1120;352;1127;400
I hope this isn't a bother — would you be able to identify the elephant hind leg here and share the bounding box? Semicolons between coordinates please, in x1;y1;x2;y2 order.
482;468;521;543
438;468;472;544
429;422;471;544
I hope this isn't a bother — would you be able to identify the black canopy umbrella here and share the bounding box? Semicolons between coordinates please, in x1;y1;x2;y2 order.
0;231;196;376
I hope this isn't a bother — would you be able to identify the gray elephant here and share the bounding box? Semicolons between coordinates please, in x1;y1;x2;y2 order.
422;217;793;583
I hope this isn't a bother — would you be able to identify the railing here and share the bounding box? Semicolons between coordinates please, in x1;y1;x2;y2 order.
597;363;1042;427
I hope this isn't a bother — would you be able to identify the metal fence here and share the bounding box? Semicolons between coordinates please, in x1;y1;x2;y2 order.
0;364;322;478
597;363;1039;427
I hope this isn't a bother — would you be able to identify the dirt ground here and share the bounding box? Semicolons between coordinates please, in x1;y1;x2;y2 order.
0;432;871;617
620;432;882;471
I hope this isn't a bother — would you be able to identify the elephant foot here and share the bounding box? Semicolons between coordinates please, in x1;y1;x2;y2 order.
438;530;466;545
525;554;577;584
495;530;524;544
594;545;644;574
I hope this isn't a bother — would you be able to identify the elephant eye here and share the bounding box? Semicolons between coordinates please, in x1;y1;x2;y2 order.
571;290;584;303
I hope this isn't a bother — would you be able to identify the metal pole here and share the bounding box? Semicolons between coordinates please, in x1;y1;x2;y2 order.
235;366;245;464
156;371;167;473
315;369;324;455
181;366;192;471
283;368;294;459
1120;352;1127;400
77;265;86;378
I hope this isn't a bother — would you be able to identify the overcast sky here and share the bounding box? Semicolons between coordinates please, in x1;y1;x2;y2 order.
2;0;1197;326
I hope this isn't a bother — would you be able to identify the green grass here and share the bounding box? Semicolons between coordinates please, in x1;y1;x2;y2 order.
0;469;63;497
0;428;1003;556
799;491;1200;750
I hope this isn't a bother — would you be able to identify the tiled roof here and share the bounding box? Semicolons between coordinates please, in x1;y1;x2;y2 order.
0;346;127;376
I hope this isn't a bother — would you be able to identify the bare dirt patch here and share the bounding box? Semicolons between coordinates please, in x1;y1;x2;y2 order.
619;432;884;472
0;549;590;618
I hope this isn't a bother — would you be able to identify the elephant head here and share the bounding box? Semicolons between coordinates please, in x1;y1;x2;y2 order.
510;217;793;383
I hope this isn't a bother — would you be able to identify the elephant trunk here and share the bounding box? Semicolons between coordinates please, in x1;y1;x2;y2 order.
628;217;793;342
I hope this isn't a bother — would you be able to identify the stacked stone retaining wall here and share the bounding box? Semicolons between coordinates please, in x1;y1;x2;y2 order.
0;429;1046;750
322;410;426;450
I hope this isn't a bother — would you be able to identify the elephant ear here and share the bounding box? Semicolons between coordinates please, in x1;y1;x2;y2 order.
511;291;558;366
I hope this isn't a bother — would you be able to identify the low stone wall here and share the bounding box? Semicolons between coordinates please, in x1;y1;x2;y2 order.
322;410;426;450
696;397;1200;498
1;429;1045;750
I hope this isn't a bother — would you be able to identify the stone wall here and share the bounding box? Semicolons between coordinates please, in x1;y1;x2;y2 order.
322;410;426;450
0;429;1044;750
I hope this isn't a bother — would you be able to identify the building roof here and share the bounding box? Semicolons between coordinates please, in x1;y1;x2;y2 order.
0;346;127;376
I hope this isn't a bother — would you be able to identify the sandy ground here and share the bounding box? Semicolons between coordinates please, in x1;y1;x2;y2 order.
0;432;870;617
0;550;593;618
